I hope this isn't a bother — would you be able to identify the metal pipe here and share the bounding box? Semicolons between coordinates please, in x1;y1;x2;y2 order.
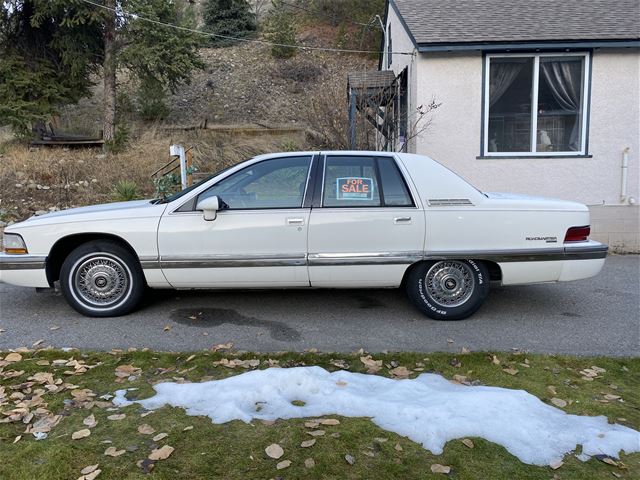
621;147;630;204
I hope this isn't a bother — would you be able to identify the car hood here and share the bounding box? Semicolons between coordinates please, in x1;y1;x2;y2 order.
9;199;166;229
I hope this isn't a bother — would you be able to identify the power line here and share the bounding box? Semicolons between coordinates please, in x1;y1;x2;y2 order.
78;0;413;56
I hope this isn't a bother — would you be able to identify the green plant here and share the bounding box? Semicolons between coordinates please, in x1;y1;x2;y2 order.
280;139;300;151
153;172;182;199
104;123;131;153
202;0;257;46
136;77;170;121
264;1;298;59
112;179;140;201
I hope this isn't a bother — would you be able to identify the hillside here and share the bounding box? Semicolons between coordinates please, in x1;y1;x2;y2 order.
0;30;376;224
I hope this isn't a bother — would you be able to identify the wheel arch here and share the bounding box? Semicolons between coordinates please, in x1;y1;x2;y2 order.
401;258;502;287
46;233;140;286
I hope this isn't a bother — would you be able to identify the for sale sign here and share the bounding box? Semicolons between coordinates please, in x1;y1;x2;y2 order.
336;177;374;200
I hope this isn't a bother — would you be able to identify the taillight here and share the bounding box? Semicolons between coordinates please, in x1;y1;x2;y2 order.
564;225;590;243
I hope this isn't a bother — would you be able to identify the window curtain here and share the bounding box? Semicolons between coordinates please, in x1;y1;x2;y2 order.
489;62;523;106
540;59;583;150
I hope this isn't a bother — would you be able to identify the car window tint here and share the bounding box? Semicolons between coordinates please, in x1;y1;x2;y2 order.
378;157;413;206
323;156;381;207
198;156;311;209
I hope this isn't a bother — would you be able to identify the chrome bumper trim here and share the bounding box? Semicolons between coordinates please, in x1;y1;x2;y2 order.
0;254;47;270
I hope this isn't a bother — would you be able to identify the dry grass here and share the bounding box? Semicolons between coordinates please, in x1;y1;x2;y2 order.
0;126;299;222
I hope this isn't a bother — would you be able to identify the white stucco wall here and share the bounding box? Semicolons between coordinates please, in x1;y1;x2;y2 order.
411;49;640;209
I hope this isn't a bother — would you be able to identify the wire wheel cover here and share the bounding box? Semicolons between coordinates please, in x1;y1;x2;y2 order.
425;261;475;308
73;255;130;307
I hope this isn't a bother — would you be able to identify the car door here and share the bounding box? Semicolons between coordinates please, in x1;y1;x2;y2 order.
307;154;425;287
157;155;314;288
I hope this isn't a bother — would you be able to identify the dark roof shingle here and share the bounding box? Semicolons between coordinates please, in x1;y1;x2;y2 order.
393;0;640;45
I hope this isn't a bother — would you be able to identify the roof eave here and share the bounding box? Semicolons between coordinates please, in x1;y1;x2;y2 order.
416;39;640;52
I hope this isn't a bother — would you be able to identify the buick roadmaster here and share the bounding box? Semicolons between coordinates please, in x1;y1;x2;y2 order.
0;152;607;320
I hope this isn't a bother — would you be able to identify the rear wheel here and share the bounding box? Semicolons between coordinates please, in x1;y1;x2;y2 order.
405;259;489;320
60;240;145;317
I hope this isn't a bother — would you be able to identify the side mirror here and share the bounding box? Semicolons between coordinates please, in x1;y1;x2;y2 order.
197;196;222;221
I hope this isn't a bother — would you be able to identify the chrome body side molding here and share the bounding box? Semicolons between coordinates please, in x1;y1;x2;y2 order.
0;254;47;270
137;244;607;270
427;198;474;207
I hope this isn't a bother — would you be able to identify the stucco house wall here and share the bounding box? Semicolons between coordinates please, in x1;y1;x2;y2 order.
409;49;639;252
380;0;640;252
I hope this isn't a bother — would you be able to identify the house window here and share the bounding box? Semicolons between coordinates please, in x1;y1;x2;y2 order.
484;53;590;156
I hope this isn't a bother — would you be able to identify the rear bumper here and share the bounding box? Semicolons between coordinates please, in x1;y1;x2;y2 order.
0;253;50;287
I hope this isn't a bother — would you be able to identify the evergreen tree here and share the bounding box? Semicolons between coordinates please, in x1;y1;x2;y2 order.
0;0;204;142
202;0;257;46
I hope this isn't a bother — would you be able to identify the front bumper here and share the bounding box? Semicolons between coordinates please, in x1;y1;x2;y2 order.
0;253;50;287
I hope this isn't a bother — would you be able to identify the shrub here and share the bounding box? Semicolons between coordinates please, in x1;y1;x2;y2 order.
136;77;170;121
264;1;298;59
202;0;257;46
112;179;140;201
104;123;131;154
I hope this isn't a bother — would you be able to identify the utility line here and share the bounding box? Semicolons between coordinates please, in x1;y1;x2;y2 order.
78;0;413;56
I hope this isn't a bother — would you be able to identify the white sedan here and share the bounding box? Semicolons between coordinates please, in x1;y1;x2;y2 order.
0;151;607;320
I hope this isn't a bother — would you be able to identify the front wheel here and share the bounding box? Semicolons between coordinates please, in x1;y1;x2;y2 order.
60;240;145;317
405;260;489;320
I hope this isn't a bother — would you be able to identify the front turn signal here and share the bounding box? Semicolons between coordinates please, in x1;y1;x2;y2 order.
3;233;28;254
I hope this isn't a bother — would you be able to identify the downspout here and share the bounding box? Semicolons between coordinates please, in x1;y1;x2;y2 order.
620;147;629;204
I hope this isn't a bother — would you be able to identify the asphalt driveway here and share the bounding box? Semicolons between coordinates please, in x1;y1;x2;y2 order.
0;256;638;356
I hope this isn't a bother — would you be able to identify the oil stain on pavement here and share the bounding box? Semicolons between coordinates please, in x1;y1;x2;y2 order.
171;308;301;341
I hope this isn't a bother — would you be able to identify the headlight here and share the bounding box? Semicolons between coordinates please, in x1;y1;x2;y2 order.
3;233;28;254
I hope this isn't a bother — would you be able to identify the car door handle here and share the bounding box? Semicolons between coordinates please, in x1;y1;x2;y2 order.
394;216;412;224
287;217;305;226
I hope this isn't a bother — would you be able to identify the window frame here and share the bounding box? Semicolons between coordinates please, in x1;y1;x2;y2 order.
481;51;591;158
319;155;416;209
180;155;314;212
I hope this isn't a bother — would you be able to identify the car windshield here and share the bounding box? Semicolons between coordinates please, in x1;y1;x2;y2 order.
151;164;236;204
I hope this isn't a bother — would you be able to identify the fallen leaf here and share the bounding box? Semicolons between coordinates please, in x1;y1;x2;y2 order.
4;352;22;362
148;445;174;461
304;421;319;428
83;414;97;428
80;470;101;480
72;429;91;440
551;398;568;408
138;424;156;435
80;464;99;475
300;439;316;448
136;459;155;474
604;394;621;401
50;325;60;330
461;438;474;449
359;355;382;373
153;433;168;442
32;339;45;347
601;457;619;467
446;338;454;344
265;443;284;459
345;454;355;465
547;386;557;396
389;366;410;379
185;355;196;362
503;368;519;376
320;418;340;426
183;425;193;431
304;458;315;468
550;460;564;470
431;464;451;474
491;355;501;365
461;346;471;354
107;414;126;421
104;447;126;457
307;430;325;437
13;435;21;444
211;342;234;352
163;325;172;332
276;460;291;470
394;443;403;451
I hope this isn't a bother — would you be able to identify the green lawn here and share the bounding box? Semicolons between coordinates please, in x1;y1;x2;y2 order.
1;349;638;479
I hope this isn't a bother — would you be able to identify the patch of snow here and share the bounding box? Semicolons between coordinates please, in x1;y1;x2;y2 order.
112;367;640;466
